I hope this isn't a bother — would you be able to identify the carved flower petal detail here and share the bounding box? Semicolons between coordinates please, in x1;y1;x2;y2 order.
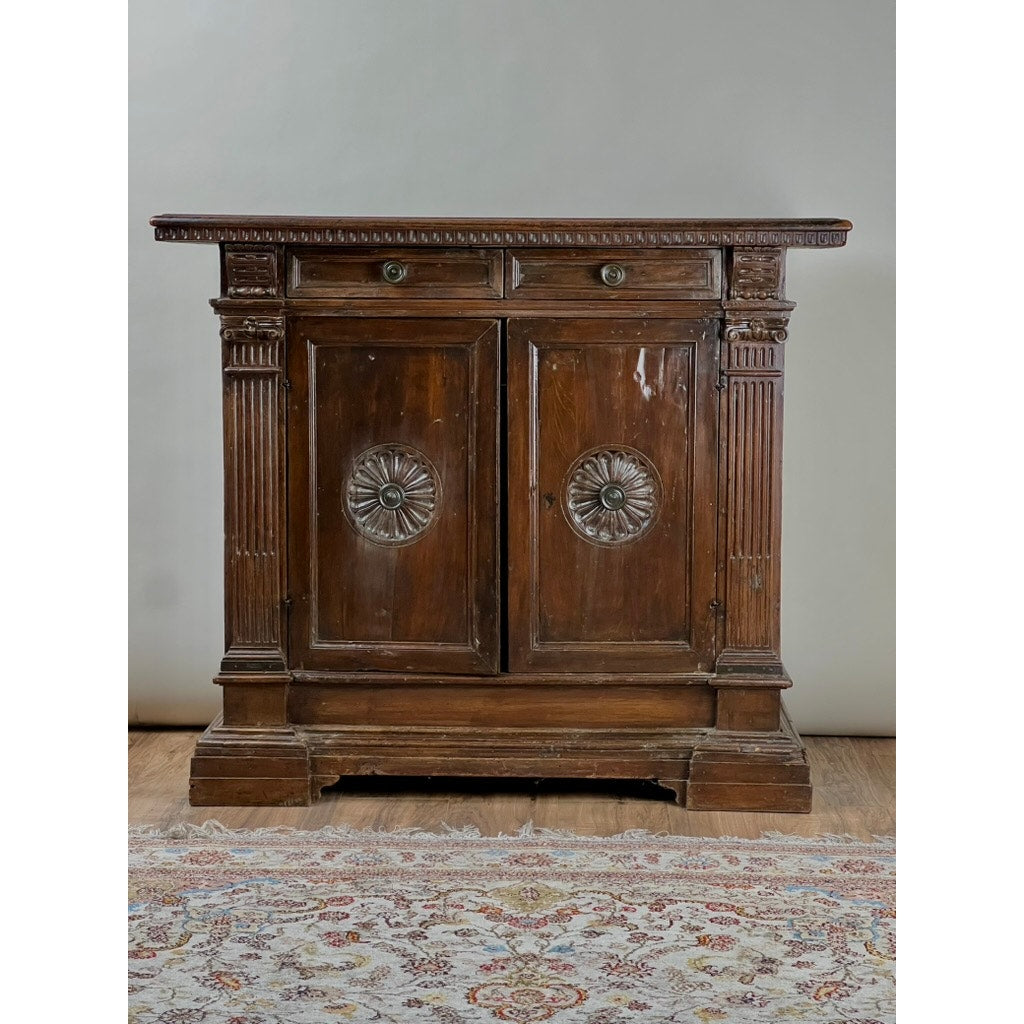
563;447;662;546
345;445;440;546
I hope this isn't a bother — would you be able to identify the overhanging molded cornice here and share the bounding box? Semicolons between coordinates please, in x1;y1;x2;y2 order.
151;215;851;249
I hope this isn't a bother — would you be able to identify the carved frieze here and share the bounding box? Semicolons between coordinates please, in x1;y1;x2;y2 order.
224;245;280;297
154;217;851;249
728;248;785;301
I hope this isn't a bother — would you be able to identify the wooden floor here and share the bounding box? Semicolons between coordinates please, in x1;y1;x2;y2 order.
129;730;894;839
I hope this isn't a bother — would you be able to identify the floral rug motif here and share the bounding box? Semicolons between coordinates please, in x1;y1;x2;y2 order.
128;823;895;1023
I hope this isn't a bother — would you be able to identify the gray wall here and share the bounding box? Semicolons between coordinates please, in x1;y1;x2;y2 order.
129;0;894;734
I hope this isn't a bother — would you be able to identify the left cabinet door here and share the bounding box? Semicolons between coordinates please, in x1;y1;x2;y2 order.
288;317;500;674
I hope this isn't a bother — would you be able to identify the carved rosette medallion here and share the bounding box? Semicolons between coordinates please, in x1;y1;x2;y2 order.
344;444;441;546
562;446;662;546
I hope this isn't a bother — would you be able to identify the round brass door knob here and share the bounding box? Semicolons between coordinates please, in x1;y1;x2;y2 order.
600;263;626;287
599;483;627;511
382;260;407;283
378;483;406;510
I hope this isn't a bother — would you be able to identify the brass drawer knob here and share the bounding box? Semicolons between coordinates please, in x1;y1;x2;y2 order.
382;260;407;284
600;263;626;287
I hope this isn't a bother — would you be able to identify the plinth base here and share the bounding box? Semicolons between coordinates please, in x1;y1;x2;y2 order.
189;705;810;812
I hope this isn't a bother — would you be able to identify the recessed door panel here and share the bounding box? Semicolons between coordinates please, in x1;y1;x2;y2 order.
507;318;718;672
288;318;499;673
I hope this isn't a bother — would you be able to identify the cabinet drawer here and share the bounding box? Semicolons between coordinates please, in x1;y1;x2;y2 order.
288;248;503;298
507;248;722;300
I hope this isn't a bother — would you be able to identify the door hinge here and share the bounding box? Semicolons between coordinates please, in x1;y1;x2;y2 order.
281;378;292;391
282;597;293;612
715;374;728;392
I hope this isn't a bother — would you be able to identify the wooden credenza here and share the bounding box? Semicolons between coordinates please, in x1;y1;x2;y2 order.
151;216;851;810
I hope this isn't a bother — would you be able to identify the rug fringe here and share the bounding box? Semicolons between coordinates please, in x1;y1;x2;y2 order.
129;820;894;847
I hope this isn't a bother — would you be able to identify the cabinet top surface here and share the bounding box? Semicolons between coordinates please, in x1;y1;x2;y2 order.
151;215;851;248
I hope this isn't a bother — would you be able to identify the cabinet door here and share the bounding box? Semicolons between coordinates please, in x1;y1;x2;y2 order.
507;318;718;673
288;318;499;674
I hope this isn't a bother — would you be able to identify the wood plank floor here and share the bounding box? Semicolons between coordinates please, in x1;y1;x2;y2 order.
129;730;894;840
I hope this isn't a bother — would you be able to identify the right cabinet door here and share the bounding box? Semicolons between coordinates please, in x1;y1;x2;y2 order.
507;318;719;673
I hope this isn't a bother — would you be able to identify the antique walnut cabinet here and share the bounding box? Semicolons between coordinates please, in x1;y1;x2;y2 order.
151;215;851;811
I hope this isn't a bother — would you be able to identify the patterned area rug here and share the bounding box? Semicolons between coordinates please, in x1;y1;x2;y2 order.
128;823;895;1023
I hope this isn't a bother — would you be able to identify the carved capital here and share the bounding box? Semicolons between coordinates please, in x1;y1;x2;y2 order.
725;316;789;344
728;247;785;301
220;315;286;343
224;245;280;298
